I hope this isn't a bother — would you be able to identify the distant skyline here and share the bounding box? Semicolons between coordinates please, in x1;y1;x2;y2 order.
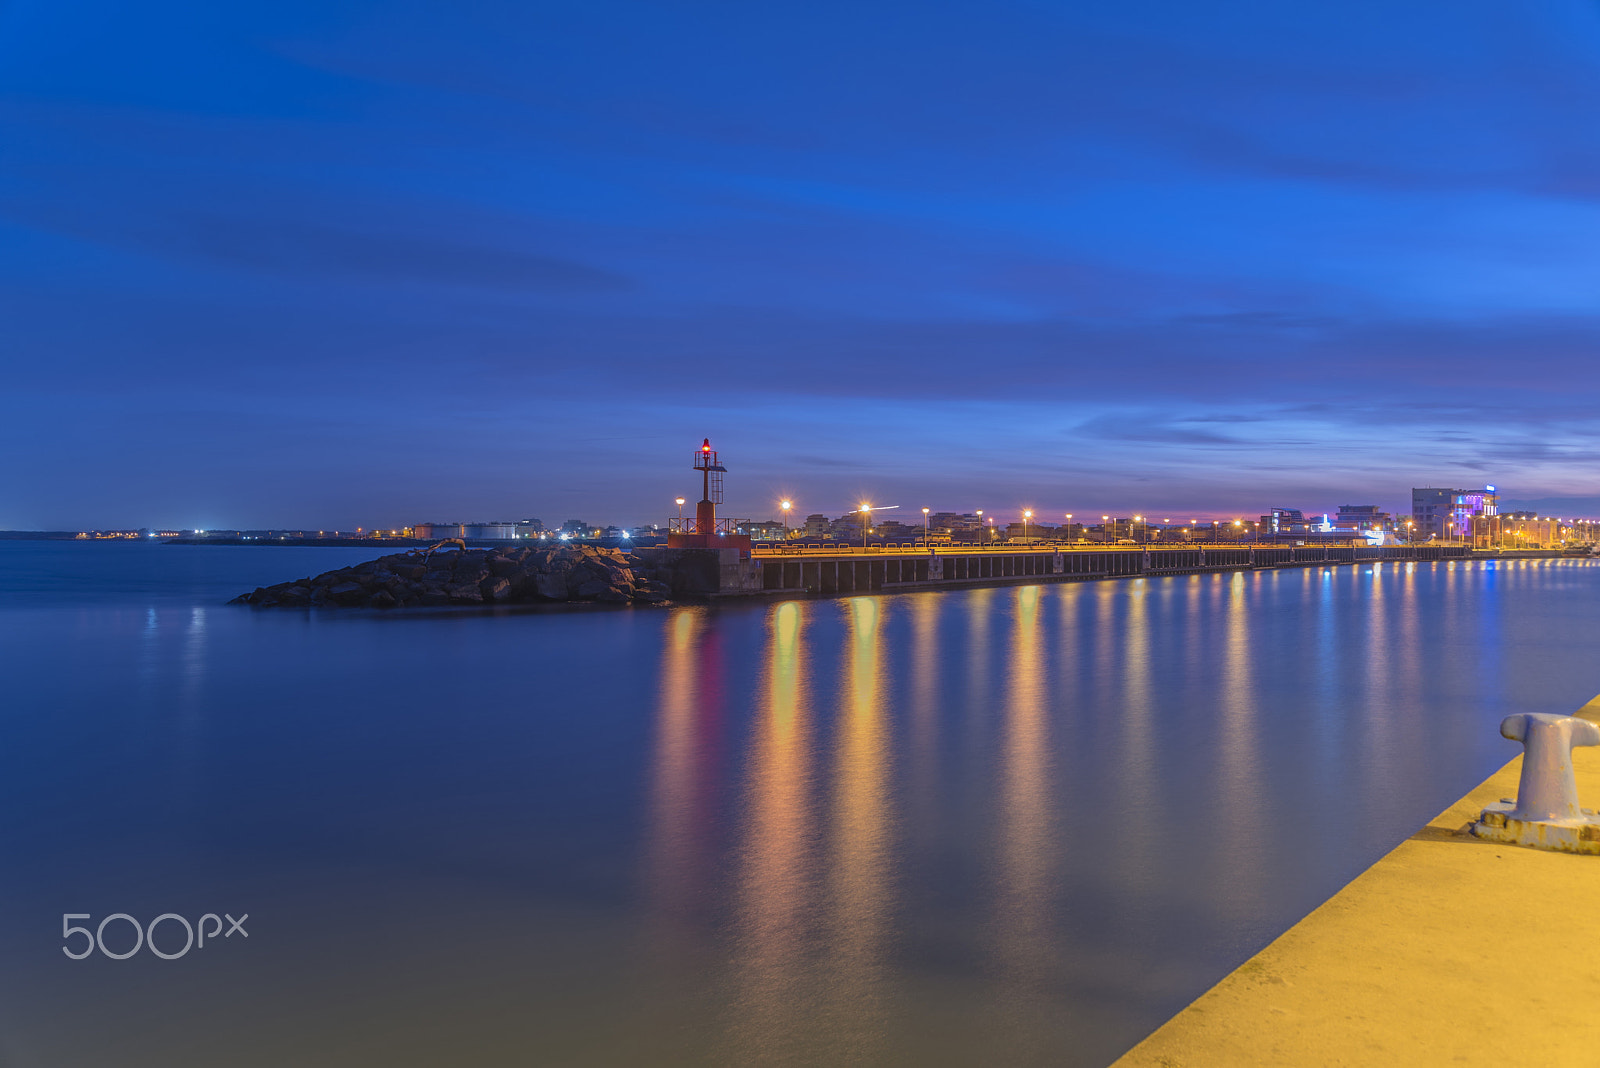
7;2;1600;529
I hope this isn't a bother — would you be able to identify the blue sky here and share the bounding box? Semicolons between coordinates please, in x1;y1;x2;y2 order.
5;1;1600;529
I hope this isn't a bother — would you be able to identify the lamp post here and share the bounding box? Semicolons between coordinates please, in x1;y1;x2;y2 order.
1022;509;1033;544
1065;513;1073;544
1102;515;1109;543
1133;514;1143;544
922;507;930;547
780;499;792;538
860;502;871;550
975;509;983;545
675;497;686;528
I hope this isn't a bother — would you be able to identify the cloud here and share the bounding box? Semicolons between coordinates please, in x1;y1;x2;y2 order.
172;215;633;291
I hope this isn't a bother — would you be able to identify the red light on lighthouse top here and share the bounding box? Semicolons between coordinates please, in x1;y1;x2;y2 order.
702;439;711;452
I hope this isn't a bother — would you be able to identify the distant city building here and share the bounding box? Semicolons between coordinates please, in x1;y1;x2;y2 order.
1261;508;1308;535
1413;486;1497;540
1451;487;1497;539
1334;505;1394;535
560;519;590;535
928;512;981;534
1412;488;1453;538
745;520;787;540
1004;521;1053;541
803;514;829;537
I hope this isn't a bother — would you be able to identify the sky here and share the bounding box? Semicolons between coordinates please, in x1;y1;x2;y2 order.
6;1;1600;530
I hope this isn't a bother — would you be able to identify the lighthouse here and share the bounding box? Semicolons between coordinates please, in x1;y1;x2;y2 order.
667;438;751;551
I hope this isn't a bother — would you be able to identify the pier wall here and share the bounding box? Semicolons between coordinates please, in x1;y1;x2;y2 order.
738;543;1468;598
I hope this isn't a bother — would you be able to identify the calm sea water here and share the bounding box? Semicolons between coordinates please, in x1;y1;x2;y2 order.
2;541;1598;1066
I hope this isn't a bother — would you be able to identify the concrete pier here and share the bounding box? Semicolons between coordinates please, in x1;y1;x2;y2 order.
748;543;1467;597
1114;694;1600;1067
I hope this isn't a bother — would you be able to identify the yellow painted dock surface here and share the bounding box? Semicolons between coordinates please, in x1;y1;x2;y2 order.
1115;694;1600;1068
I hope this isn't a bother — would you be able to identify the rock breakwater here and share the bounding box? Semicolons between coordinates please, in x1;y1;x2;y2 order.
230;544;672;608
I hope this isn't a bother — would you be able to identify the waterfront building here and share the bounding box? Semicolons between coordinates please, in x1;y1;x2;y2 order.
1333;505;1395;536
1413;486;1497;540
802;514;829;537
1411;488;1453;538
1261;508;1308;535
744;520;786;540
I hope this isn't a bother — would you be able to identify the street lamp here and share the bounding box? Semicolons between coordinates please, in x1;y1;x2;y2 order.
780;499;792;538
1023;509;1032;544
675;497;686;527
922;507;930;547
1134;515;1143;544
1102;515;1109;543
1065;513;1073;544
976;509;983;544
860;502;871;550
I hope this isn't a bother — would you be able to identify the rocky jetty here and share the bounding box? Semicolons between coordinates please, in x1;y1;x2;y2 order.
230;544;672;609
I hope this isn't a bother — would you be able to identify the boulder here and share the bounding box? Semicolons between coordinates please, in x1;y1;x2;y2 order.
535;572;571;600
480;576;511;602
575;578;615;600
329;582;367;605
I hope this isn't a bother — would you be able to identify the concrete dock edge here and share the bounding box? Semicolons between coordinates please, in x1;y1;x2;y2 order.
1113;693;1600;1067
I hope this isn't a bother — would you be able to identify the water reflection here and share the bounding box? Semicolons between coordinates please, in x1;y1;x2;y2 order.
989;585;1057;1058
727;601;819;1060
823;596;895;1063
632;561;1600;1066
645;610;720;946
1216;572;1264;922
905;593;942;854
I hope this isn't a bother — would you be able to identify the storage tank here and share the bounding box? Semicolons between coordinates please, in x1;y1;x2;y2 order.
412;523;462;540
463;523;516;541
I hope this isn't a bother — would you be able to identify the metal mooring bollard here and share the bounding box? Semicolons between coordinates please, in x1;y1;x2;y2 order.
1472;713;1600;854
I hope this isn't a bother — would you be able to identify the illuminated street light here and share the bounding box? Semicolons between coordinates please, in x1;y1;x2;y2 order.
1023;509;1033;544
780;499;792;538
675;497;686;526
922;507;930;547
860;502;871;549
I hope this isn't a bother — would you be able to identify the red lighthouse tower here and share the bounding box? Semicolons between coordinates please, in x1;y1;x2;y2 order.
667;438;751;550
